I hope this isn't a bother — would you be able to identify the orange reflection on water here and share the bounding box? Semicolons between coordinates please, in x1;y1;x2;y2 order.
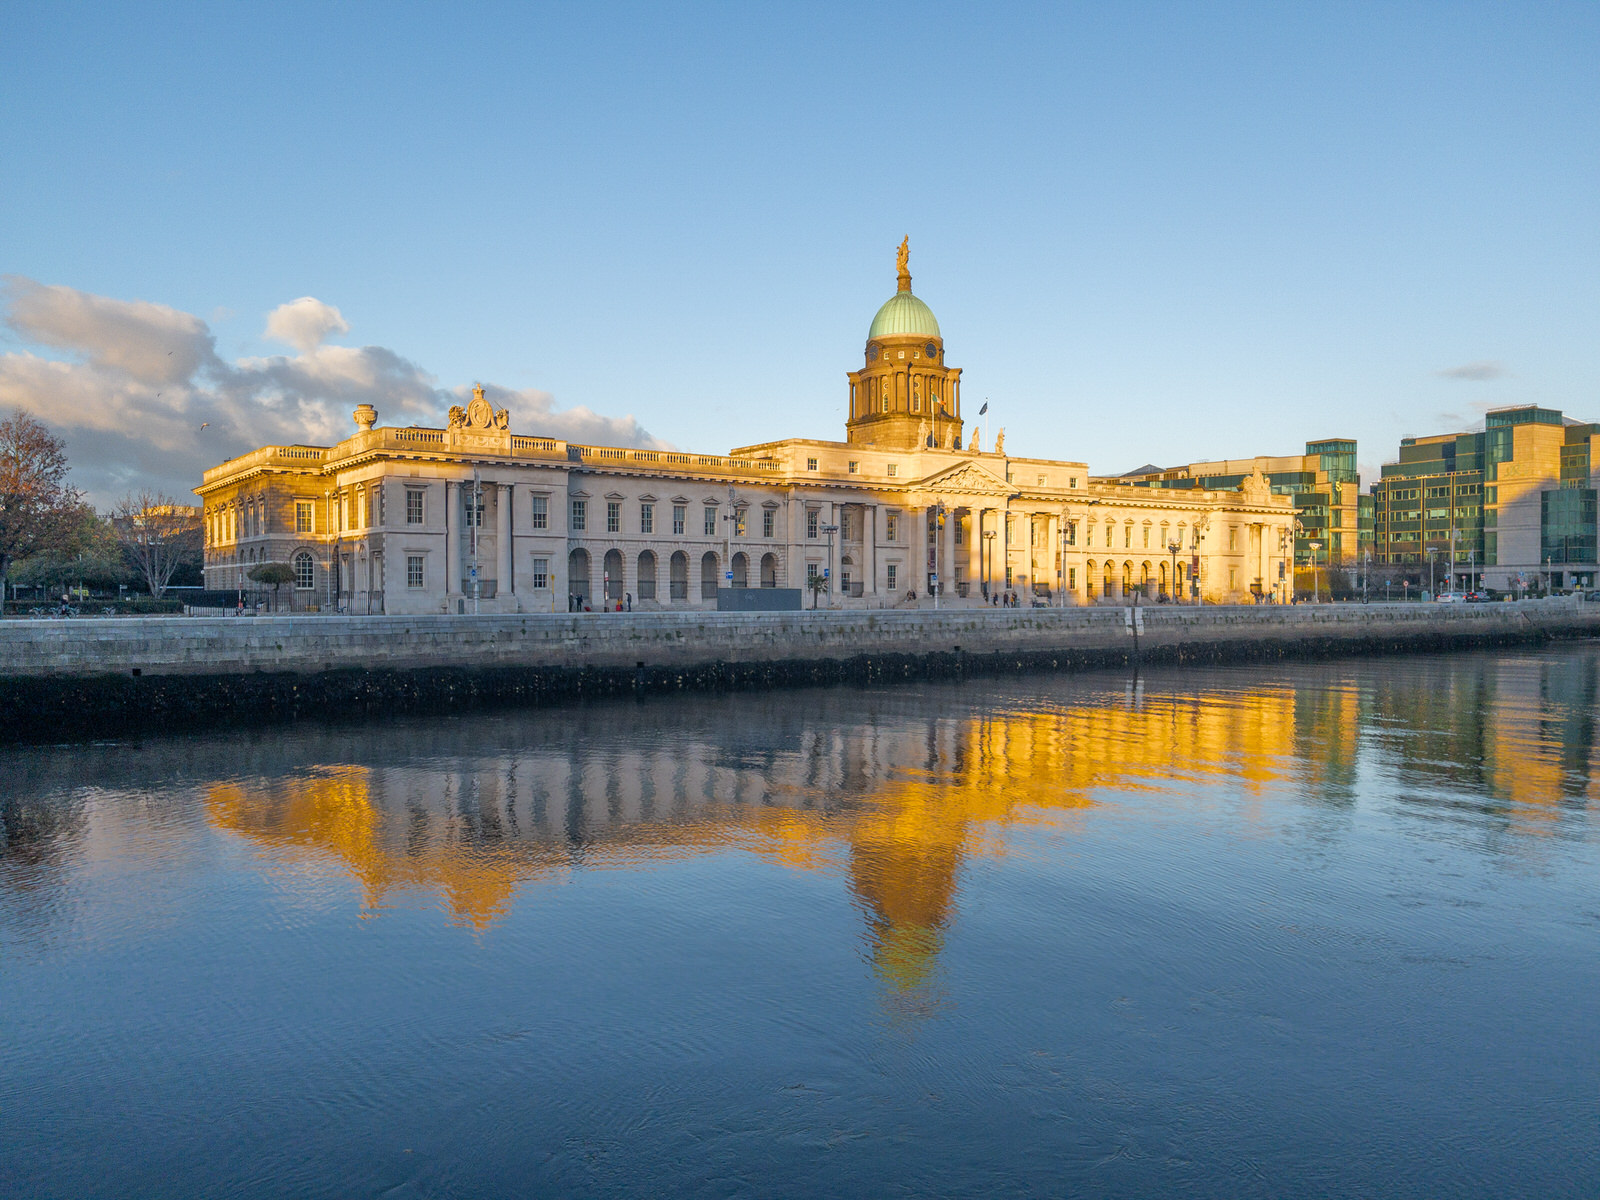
200;655;1599;995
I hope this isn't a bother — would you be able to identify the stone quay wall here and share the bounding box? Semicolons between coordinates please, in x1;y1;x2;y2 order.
1;600;1595;743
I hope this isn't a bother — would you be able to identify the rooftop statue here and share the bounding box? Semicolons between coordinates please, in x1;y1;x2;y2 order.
896;236;911;293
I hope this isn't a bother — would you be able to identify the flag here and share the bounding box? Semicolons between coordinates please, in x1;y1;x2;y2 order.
978;402;988;416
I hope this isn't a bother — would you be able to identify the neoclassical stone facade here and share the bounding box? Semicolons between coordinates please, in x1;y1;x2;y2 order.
197;246;1294;613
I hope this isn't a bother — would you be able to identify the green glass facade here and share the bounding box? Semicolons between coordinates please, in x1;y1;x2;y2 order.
1371;406;1599;589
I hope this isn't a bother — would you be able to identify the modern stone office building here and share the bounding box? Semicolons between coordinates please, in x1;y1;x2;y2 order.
196;246;1295;613
1370;405;1600;592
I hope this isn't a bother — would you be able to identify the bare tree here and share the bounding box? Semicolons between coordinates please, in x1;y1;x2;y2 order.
0;409;82;606
112;492;201;599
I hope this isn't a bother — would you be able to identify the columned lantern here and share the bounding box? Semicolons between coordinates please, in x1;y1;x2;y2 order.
845;239;964;451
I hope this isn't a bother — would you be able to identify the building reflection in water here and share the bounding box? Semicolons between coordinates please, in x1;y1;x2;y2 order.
178;650;1598;1001
4;650;1595;1003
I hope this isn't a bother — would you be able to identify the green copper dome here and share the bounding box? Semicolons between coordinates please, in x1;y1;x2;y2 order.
868;290;941;340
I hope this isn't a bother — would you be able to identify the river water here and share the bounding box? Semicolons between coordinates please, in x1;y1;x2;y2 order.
2;648;1597;1198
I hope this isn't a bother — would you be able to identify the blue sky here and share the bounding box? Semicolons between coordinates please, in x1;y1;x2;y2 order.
2;1;1596;500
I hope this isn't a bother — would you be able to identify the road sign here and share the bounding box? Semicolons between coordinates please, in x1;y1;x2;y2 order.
823;568;830;578
724;571;733;581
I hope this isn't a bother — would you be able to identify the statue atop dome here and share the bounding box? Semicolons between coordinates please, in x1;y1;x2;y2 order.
896;236;911;293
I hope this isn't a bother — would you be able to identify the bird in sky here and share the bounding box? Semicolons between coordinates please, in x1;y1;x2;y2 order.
198;422;209;431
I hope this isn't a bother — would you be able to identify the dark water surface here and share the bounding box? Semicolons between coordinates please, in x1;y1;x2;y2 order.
3;648;1597;1198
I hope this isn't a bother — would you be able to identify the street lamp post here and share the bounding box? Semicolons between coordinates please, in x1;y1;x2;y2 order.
930;502;944;610
1167;541;1180;605
1309;541;1323;603
1426;546;1437;601
983;530;996;601
1468;549;1476;595
1058;517;1071;608
822;522;839;608
1364;550;1372;604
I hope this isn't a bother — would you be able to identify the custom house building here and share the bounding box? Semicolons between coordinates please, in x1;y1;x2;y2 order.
196;243;1295;614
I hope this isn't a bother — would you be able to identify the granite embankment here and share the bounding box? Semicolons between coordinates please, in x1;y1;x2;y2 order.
1;600;1595;742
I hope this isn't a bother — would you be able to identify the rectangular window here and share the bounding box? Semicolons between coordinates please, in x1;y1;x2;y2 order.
1068;567;1077;589
886;463;898;477
806;457;819;471
571;499;586;531
296;501;314;533
886;564;897;590
466;494;484;527
531;557;549;589
1066;521;1077;546
407;555;425;589
607;501;621;533
1229;567;1238;590
405;490;423;526
734;510;746;537
1229;527;1238;551
1037;475;1046;486
703;506;717;536
762;509;774;538
886;514;897;541
1123;526;1131;549
808;562;821;582
673;505;686;535
640;503;653;534
807;510;819;539
848;461;859;474
530;495;548;529
1070;477;1079;489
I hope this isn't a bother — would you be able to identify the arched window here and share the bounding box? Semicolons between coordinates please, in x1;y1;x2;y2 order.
700;551;720;600
293;551;315;590
760;553;778;588
670;551;689;600
731;552;748;588
637;551;657;600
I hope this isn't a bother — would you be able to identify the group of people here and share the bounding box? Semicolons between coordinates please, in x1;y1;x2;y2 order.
568;593;633;613
988;589;1023;607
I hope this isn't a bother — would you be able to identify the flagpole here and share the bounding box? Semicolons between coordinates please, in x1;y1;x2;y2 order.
982;400;989;453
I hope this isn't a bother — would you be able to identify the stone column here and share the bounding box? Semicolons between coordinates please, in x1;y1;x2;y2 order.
787;492;803;592
444;481;457;596
921;508;934;598
943;503;957;600
863;504;877;596
497;482;513;597
1047;513;1060;600
969;508;985;598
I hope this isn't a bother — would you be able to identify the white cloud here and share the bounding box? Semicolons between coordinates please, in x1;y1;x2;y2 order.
0;278;670;505
1437;361;1507;382
264;296;350;354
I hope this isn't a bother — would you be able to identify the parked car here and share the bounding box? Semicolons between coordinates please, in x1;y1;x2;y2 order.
1434;592;1466;603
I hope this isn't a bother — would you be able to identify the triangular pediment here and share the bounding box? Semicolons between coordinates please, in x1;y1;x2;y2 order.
914;459;1013;495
